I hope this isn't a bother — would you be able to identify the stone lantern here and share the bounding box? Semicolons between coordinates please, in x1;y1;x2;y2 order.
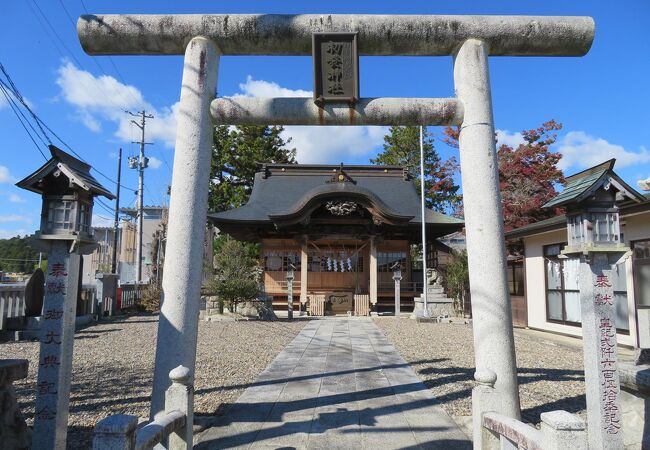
16;144;114;449
18;145;115;247
391;262;402;318
286;262;295;320
543;159;644;449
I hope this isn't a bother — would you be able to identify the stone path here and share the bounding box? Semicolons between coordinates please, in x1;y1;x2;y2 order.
194;318;471;449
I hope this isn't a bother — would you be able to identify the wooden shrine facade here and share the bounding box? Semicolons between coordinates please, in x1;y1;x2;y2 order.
209;164;463;314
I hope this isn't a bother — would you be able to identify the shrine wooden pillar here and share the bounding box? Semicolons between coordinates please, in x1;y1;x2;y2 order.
369;236;378;306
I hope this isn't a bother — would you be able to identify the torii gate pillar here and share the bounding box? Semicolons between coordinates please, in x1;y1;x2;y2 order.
454;39;521;422
150;36;219;418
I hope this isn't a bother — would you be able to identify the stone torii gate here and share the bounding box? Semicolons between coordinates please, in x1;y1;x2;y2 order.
77;13;594;428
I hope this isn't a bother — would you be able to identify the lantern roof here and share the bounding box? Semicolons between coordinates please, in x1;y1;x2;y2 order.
543;159;645;209
16;145;115;199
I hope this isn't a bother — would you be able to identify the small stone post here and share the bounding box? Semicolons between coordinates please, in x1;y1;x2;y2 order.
0;359;31;449
33;241;82;450
540;410;588;450
579;253;624;449
165;365;193;450
392;263;402;318
286;264;295;320
454;38;521;421
472;369;500;450
92;415;138;450
151;36;220;418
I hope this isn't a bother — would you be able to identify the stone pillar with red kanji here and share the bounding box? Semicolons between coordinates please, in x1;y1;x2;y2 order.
32;241;81;449
579;252;625;450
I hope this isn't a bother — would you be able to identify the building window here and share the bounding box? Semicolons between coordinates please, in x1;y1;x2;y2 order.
545;243;580;325
263;251;299;272
48;200;75;232
633;239;650;308
544;243;629;331
79;202;91;234
378;251;407;272
507;259;525;296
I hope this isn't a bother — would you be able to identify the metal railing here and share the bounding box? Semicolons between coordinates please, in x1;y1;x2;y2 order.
93;366;193;450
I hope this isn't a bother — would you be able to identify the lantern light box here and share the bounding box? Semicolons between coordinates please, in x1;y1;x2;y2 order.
16;145;115;244
543;159;645;256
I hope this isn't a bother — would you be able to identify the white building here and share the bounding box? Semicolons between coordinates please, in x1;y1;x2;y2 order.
506;161;650;348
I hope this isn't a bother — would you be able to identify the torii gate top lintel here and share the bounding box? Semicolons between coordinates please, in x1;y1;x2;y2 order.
77;14;594;57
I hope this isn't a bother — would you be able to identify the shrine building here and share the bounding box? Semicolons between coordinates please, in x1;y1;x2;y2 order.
209;163;463;315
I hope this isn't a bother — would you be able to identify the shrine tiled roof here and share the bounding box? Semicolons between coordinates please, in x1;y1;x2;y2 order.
209;164;462;227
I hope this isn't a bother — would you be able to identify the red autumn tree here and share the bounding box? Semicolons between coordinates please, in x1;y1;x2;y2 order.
443;120;565;230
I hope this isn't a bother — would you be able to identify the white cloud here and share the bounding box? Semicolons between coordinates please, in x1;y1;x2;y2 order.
92;214;114;228
0;228;30;239
148;156;162;169
237;76;312;98
557;131;650;171
8;194;25;203
0;215;31;224
282;126;387;164
0;166;16;184
56;60;178;148
495;129;525;148
233;76;387;163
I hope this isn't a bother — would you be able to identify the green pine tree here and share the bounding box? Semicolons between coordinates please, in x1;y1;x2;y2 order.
209;125;297;212
370;126;461;213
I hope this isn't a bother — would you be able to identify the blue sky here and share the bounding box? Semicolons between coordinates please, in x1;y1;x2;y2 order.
1;1;649;238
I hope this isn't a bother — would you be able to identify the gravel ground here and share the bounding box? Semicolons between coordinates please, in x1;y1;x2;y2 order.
374;318;586;424
0;314;306;449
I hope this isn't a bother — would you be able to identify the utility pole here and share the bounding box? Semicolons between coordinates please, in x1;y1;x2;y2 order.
127;110;153;284
111;148;122;274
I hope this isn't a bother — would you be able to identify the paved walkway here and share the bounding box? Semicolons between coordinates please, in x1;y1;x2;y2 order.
195;319;471;449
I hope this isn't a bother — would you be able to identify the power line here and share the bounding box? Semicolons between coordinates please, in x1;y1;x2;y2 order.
97;198;117;213
64;0;141;107
0;71;52;145
27;0;136;112
0;83;48;160
0;62;138;192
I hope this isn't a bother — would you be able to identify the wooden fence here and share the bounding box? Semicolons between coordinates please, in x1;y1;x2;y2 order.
119;283;143;310
0;284;26;329
308;294;326;316
354;294;370;316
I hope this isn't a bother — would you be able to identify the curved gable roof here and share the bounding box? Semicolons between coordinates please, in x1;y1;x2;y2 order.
209;164;462;227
